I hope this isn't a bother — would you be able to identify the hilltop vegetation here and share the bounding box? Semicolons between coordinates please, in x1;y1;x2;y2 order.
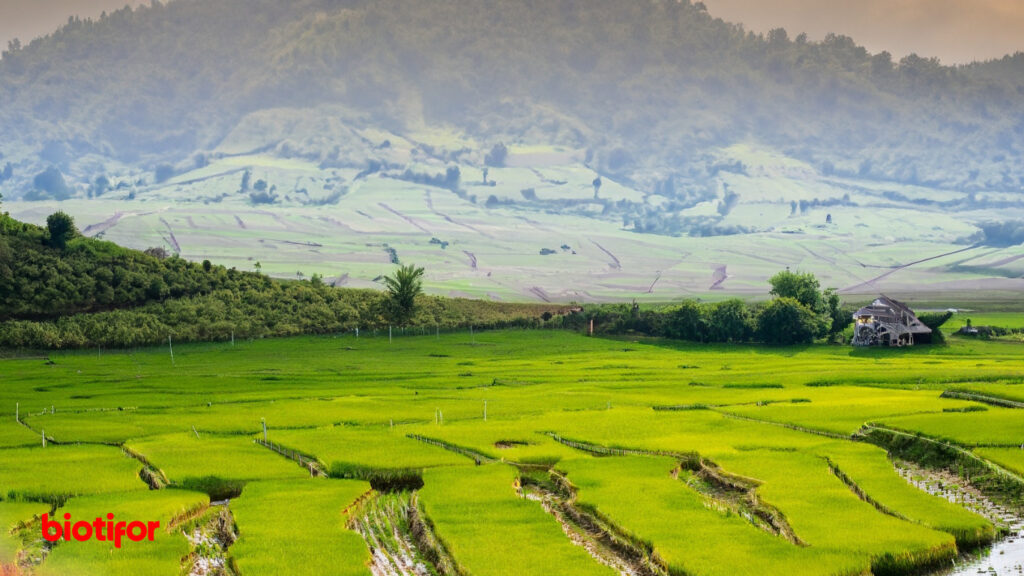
0;212;559;348
1;0;1023;201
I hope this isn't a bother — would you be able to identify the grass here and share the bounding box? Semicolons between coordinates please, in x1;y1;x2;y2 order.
36;490;208;576
266;425;470;477
878;407;1024;447
974;448;1024;477
560;455;859;576
419;465;616;576
229;479;372;576
0;500;49;564
0;330;1021;575
125;433;309;483
0;445;147;503
719;386;981;435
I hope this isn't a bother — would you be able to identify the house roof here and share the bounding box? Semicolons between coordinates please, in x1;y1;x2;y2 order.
853;295;932;334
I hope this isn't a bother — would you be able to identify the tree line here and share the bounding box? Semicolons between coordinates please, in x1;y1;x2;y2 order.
558;270;853;345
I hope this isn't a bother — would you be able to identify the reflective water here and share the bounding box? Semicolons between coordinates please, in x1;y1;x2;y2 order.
896;463;1024;576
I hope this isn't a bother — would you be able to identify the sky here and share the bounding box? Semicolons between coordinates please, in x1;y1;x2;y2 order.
703;0;1024;64
0;0;1022;64
0;0;147;52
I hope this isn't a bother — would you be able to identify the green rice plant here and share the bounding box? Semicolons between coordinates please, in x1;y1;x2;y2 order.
974;447;1024;477
0;419;42;448
419;465;615;576
125;433;306;484
711;450;957;574
229;479;372;576
267;425;468;477
823;442;995;548
879;407;1024;446
0;500;49;565
720;386;981;435
36;489;208;576
0;445;146;503
559;455;860;576
405;419;582;466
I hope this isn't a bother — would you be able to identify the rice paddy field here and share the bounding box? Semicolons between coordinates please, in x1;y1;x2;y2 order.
1;327;1023;575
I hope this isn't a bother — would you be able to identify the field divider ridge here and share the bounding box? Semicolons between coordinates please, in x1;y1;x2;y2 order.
405;434;497;464
254;438;329;477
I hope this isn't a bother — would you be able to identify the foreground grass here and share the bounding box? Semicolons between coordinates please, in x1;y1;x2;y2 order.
229;479;372;576
420;465;616;576
0;330;1020;575
37;490;208;576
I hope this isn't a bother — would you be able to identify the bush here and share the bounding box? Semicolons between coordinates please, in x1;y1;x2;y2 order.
756;297;820;345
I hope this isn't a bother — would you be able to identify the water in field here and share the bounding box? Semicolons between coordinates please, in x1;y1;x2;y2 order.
935;527;1024;576
897;463;1024;575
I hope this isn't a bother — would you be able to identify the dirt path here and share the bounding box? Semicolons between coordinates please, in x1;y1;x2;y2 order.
591;240;621;270
425;193;494;237
840;245;980;293
318;215;358;233
646;272;662;294
82;212;125;237
709;266;727;290
159;218;181;253
530;286;552;302
379;203;431;234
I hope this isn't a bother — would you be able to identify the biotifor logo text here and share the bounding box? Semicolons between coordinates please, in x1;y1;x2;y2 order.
42;513;160;548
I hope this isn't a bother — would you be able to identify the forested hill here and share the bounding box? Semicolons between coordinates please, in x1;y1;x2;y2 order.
0;0;1022;198
0;213;558;348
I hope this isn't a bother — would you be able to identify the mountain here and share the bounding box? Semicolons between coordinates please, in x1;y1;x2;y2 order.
1;0;1022;192
0;0;1022;301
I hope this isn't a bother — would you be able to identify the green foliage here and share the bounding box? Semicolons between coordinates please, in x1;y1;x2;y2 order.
917;311;953;331
769;270;823;312
420;465;615;576
705;298;753;342
756;297;820;345
1;330;1021;575
663;300;707;341
230;480;372;576
0;214;555;348
383;263;425;326
44;210;76;250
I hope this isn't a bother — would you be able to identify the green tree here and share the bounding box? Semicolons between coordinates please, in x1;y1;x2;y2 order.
768;270;822;312
46;211;77;250
756;298;819;345
664;300;706;341
706;298;752;342
383;264;425;325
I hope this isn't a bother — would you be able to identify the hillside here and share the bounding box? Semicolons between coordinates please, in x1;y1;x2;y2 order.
0;0;1022;301
0;213;559;348
3;0;1024;193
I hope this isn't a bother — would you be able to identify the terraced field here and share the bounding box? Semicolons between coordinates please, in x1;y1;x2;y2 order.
1;328;1022;575
6;145;1024;303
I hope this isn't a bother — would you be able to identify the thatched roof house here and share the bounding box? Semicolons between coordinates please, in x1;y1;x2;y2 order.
851;296;932;346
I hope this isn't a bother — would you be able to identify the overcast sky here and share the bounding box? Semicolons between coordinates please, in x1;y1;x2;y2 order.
703;0;1024;64
1;0;1022;64
0;0;146;53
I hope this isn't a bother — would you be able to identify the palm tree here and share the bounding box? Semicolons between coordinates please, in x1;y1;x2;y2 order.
383;264;425;325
